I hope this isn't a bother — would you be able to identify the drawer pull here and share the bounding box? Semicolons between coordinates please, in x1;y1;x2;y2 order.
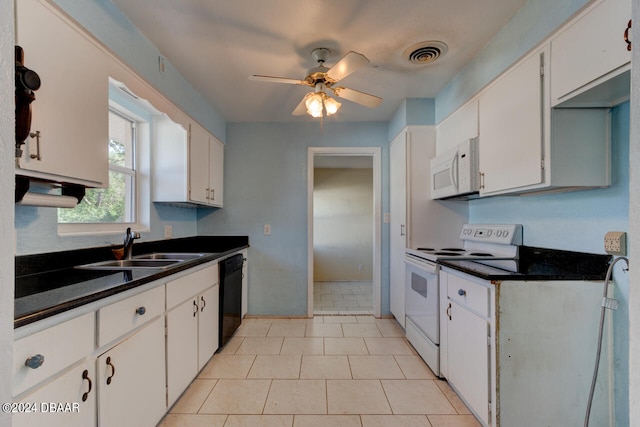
25;354;44;369
81;369;92;402
458;289;466;296
193;300;198;317
200;295;206;312
446;303;452;320
624;19;632;52
135;306;146;316
106;357;116;385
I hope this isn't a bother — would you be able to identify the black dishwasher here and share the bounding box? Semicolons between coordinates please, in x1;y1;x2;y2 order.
218;254;244;348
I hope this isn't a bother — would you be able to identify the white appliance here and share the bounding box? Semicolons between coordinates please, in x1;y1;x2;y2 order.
430;137;479;200
404;224;522;377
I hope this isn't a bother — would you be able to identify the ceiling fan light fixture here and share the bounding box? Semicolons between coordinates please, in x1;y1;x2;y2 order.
324;96;341;116
305;93;324;117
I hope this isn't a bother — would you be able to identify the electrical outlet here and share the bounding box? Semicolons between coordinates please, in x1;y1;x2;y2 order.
604;231;626;256
164;225;172;239
264;224;271;236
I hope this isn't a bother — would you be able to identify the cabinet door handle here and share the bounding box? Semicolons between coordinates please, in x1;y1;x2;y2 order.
446;303;452;320
205;187;210;200
25;354;45;369
193;299;198;317
479;172;485;189
135;306;146;316
210;188;215;201
200;295;206;312
29;130;41;160
82;369;92;402
625;19;632;51
106;357;116;385
400;224;405;236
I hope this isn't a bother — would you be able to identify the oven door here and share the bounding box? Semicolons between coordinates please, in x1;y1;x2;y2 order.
404;254;439;344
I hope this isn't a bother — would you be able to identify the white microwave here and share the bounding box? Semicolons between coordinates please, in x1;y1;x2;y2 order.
430;137;479;199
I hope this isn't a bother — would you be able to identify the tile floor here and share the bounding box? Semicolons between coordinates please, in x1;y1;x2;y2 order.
158;315;480;427
313;281;373;314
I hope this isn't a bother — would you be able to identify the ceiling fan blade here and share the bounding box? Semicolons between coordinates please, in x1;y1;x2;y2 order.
292;94;309;116
249;75;308;85
325;51;369;82
331;86;382;108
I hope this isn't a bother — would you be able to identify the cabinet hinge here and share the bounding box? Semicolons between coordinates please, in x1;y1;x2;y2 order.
488;401;492;418
541;159;545;169
488;335;492;346
540;65;544;76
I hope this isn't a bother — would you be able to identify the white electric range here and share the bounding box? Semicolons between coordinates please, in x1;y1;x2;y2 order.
404;224;522;376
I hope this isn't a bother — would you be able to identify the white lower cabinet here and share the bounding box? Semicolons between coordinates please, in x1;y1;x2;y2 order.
445;272;491;426
166;264;220;407
441;267;609;427
97;317;166;427
13;360;96;427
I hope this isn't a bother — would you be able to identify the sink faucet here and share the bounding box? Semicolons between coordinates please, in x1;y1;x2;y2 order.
123;227;141;260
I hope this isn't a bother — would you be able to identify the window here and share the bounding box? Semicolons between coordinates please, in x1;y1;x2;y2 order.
58;91;150;236
58;110;136;225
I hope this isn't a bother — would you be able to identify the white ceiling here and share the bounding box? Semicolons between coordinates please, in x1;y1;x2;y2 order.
111;0;528;123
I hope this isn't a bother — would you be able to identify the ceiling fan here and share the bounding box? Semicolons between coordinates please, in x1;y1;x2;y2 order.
249;48;382;117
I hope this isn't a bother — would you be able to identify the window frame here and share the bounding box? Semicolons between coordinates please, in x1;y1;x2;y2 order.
58;101;150;236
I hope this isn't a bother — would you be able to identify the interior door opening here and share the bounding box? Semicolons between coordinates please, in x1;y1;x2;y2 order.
307;148;382;317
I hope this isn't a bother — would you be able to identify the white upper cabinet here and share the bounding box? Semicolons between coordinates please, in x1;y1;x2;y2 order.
15;0;108;187
478;48;546;196
550;0;631;106
477;44;611;197
436;99;479;154
152;117;224;207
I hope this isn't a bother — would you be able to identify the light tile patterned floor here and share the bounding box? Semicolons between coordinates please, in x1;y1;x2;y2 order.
314;281;373;314
158;315;481;427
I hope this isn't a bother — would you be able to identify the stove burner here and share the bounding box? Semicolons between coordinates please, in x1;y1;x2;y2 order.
434;251;462;256
441;248;465;252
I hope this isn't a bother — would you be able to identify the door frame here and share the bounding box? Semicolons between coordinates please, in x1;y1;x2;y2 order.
307;147;382;318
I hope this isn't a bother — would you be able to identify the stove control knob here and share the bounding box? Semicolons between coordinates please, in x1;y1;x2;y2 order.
458;289;466;296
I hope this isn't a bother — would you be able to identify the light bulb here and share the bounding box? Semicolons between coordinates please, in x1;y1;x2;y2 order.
305;93;324;117
324;97;341;115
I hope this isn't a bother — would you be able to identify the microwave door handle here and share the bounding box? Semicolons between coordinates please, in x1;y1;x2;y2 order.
450;154;458;191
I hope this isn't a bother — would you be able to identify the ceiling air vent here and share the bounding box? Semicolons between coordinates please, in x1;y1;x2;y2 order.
403;41;448;65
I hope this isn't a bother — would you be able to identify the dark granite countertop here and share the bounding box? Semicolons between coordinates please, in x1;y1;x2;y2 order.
438;246;612;281
15;236;249;328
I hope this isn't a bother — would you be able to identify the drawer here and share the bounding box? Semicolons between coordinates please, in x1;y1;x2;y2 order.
447;273;490;317
97;285;165;347
166;263;218;309
14;312;95;396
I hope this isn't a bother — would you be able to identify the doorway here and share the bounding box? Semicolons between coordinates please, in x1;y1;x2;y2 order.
307;147;382;317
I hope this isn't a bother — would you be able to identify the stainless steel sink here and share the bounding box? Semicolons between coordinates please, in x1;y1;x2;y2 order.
133;252;212;260
76;252;214;270
77;259;183;270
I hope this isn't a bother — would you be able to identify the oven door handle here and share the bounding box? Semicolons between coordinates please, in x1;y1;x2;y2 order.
404;255;438;275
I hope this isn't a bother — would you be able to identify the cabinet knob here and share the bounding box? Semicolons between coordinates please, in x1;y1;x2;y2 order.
135;306;146;316
25;354;45;369
458;289;467;296
625;19;632;52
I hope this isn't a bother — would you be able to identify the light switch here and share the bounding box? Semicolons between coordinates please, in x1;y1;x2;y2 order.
264;224;271;235
164;225;172;239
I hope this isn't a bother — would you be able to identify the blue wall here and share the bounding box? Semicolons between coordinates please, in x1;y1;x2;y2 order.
197;121;389;316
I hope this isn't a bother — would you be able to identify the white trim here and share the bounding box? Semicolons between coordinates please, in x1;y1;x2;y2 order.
307;147;382;318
